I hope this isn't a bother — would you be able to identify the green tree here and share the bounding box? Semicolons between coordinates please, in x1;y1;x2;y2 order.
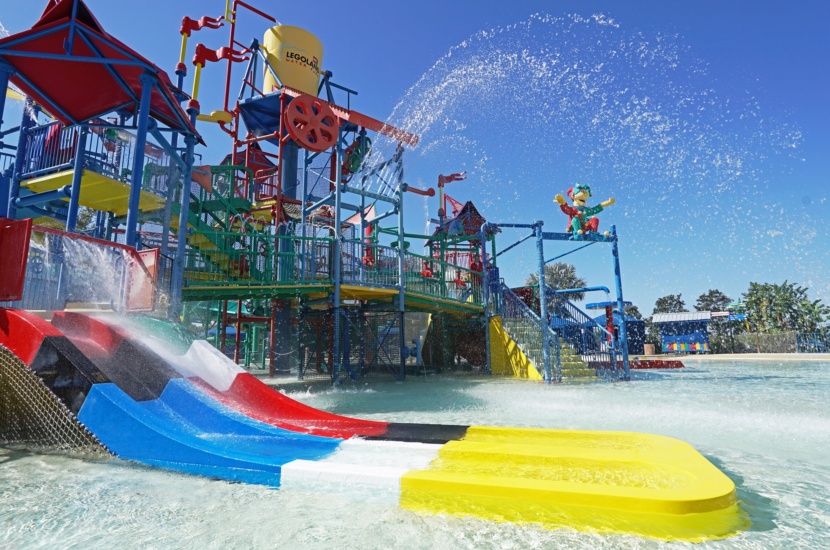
525;262;587;301
653;294;688;314
624;304;643;320
743;281;830;333
695;289;733;353
695;289;731;313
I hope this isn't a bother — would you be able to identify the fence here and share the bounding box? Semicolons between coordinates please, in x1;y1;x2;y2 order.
18;120;176;202
180;229;483;307
795;332;830;353
730;332;797;354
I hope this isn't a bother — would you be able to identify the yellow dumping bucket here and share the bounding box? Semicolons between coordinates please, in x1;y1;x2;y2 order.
401;427;749;541
262;25;323;95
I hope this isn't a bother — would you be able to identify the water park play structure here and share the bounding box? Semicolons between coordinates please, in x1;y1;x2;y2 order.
0;0;744;541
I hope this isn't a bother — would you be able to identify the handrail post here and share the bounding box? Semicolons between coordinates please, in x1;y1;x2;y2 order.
481;223;492;374
611;225;630;380
125;73;155;248
536;220;551;383
397;188;406;381
64;126;88;232
332;128;343;383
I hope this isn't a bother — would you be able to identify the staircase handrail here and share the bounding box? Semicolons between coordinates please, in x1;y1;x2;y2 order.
501;283;563;381
543;283;615;342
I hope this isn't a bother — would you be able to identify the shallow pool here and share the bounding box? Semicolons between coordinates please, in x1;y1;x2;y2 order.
2;359;829;548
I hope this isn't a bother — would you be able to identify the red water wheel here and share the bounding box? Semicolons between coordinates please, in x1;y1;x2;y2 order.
283;94;339;152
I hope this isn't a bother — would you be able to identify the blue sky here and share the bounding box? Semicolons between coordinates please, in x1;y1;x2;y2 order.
2;0;828;315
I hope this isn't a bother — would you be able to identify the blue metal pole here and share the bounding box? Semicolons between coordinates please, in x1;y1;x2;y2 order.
8;98;35;220
0;63;13;137
481;223;492;375
64;126;87;232
610;225;631;380
161;65;187;257
170;106;199;321
536;220;551;383
0;61;13;216
397;188;406;381
332;129;343;383
14;185;71;207
125;73;154;247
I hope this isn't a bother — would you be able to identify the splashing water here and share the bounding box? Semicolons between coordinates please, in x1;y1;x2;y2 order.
368;13;818;302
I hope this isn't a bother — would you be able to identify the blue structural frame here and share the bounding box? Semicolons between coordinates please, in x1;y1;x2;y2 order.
482;221;631;382
0;4;201;317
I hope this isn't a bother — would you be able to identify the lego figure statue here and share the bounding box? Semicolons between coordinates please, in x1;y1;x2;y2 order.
554;183;615;238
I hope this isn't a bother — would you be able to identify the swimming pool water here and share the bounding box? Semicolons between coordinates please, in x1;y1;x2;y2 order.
2;359;829;549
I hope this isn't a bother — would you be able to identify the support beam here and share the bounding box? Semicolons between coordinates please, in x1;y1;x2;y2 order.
535;221;551;383
332;128;344;383
8;98;36;220
611;225;631;381
65;127;88;232
169;103;199;320
13;185;71;208
397;192;406;382
0;61;14;216
125;73;155;247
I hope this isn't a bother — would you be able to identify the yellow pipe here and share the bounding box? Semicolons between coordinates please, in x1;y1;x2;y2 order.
5;87;26;102
225;0;235;24
179;34;188;65
191;63;203;101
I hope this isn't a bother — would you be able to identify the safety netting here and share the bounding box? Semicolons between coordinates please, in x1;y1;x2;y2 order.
0;345;107;454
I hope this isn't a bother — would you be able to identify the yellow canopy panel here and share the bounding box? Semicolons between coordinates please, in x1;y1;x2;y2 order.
20;169;165;216
401;426;748;541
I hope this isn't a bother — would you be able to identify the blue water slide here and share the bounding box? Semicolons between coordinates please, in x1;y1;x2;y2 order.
78;381;341;485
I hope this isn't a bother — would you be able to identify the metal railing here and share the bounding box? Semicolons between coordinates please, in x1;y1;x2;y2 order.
501;283;562;382
404;251;482;304
18;120;175;201
341;241;400;287
1;152;15;174
542;284;619;376
182;230;333;287
180;230;483;307
795;332;830;353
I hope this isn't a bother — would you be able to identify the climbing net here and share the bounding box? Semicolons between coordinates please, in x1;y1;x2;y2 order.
0;346;108;455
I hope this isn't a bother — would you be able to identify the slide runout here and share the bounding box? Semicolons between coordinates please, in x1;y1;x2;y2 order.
49;311;343;482
400;426;747;541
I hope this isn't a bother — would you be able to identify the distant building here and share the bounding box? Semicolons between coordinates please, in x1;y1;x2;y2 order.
591;311;645;355
652;312;712;353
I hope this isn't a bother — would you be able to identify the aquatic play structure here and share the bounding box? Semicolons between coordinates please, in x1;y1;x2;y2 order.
0;0;745;541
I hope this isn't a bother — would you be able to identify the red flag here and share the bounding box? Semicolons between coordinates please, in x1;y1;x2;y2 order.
444;194;464;217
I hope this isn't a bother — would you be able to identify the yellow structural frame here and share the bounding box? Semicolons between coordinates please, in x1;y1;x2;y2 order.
20;169;165;217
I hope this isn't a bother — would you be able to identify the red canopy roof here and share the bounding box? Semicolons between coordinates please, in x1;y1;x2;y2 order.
0;0;197;136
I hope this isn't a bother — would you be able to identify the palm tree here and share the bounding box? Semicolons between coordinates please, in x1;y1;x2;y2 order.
525;262;587;301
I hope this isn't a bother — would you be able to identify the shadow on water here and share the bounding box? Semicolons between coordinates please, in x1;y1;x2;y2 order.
705;454;778;534
0;446;37;465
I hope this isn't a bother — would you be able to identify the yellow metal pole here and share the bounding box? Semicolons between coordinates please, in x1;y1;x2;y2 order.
191;63;203;101
225;0;236;23
179;34;188;65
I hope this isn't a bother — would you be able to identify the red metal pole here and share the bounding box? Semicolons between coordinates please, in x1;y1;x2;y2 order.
234;299;242;363
605;305;614;344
